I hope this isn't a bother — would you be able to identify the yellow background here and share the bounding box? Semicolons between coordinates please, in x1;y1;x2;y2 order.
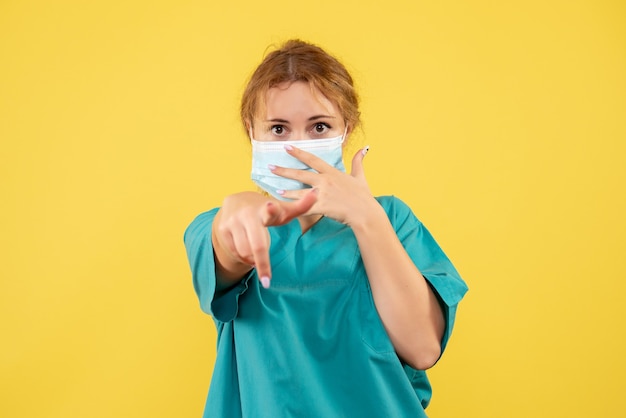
1;0;624;417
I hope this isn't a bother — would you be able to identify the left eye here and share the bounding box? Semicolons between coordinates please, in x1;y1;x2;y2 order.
313;123;329;134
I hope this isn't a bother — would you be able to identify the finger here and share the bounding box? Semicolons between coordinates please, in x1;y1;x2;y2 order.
277;188;309;201
270;165;318;186
252;190;317;288
260;201;281;226
262;189;318;226
350;146;370;179
246;225;272;288
279;188;318;220
227;224;255;266
215;225;239;263
259;200;300;226
284;144;332;172
277;188;323;212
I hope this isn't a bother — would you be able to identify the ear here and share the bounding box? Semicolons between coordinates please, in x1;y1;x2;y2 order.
245;120;254;139
345;119;357;135
344;122;354;140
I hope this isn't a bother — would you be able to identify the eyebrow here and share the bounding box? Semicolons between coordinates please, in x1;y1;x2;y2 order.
308;115;336;121
264;115;336;123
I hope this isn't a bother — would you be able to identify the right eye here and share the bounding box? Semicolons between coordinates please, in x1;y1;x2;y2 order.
271;125;285;136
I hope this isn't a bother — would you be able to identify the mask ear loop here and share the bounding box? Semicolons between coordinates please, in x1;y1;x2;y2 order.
249;127;255;141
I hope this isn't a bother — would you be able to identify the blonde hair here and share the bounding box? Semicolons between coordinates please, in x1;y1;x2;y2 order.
241;39;360;134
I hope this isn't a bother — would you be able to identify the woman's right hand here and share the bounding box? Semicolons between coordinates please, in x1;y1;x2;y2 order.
211;189;318;289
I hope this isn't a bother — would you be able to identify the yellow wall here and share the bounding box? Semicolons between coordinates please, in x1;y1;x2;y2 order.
1;1;624;416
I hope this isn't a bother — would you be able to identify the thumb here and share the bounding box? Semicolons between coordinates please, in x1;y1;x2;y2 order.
260;201;281;226
261;189;317;227
351;145;370;178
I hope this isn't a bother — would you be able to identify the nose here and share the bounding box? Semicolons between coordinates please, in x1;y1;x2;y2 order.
293;130;312;140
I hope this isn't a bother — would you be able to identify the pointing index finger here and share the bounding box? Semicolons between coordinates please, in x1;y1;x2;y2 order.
254;190;317;289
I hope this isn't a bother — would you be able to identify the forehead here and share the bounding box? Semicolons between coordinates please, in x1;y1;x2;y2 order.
260;81;340;120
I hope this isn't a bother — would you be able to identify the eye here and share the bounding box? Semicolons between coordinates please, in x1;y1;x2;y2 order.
271;125;286;136
313;123;330;135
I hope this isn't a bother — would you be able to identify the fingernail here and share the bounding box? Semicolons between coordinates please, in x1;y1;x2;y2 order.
362;145;370;156
284;144;294;151
268;164;277;171
260;276;271;289
276;189;285;195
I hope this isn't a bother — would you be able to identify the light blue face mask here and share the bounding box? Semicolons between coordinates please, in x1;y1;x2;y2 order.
250;131;346;200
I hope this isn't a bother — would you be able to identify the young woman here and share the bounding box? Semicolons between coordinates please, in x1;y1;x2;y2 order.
184;39;468;417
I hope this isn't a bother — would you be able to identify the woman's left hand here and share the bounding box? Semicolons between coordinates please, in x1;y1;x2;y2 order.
270;145;378;227
273;144;445;369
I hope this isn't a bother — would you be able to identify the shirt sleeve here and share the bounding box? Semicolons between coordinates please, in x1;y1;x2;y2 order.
379;196;469;354
183;209;254;323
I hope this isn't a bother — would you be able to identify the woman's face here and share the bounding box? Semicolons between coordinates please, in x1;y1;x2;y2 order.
252;81;346;142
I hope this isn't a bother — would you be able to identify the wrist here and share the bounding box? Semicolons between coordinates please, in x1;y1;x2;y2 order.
347;197;388;233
